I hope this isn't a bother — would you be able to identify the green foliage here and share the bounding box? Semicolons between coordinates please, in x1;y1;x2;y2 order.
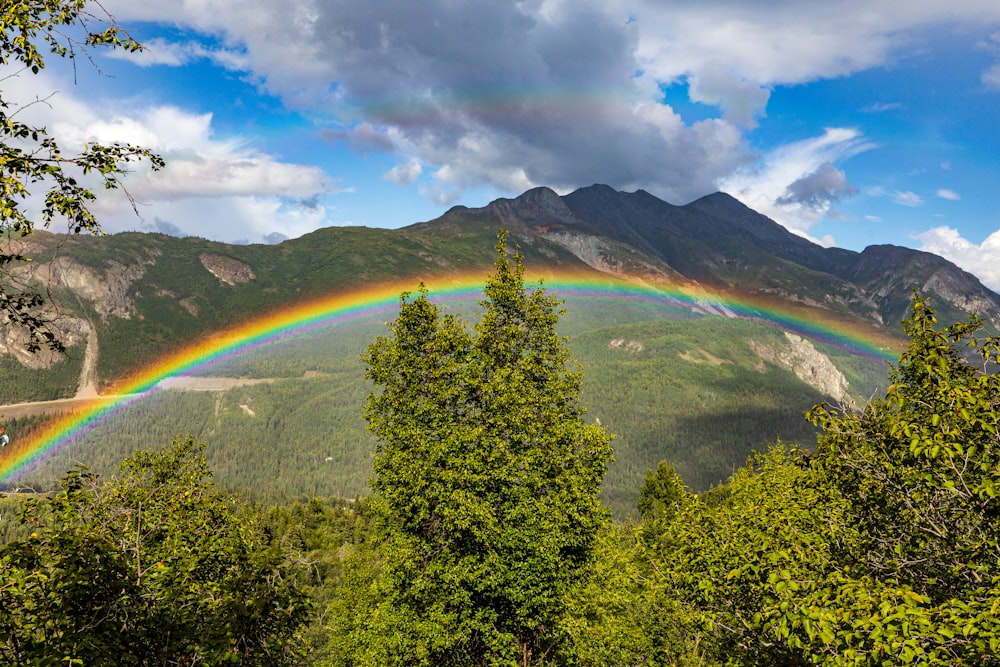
1;1;163;351
637;460;687;525
797;294;1000;663
573;317;831;515
0;437;310;665
333;231;614;666
558;520;722;667
12;312;850;519
13;370;379;499
262;497;375;664
640;294;1000;665
641;445;849;666
0;339;83;403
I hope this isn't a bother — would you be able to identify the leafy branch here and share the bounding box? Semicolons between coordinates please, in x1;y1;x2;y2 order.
1;0;164;351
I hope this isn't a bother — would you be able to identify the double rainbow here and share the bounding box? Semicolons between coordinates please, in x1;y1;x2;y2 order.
0;271;900;484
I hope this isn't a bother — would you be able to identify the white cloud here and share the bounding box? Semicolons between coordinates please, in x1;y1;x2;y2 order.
719;127;872;234
101;37;249;70
628;1;1000;85
95;195;332;245
861;102;902;112
983;63;1000;89
980;32;1000;90
686;61;771;127
384;160;422;185
92;0;1000;208
7;68;336;243
892;191;924;207
131;153;332;200
99;0;749;204
915;226;1000;292
419;185;462;207
46;105;332;202
937;188;960;201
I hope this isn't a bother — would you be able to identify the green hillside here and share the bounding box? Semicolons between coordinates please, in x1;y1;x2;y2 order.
12;308;889;518
4;192;937;514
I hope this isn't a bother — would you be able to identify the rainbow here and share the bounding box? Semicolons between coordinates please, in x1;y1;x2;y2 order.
0;271;901;484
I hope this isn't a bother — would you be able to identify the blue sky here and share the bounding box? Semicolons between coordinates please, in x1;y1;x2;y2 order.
12;1;1000;290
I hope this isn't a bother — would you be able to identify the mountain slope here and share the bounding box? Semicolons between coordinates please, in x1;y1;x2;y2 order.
2;184;997;514
553;185;1000;329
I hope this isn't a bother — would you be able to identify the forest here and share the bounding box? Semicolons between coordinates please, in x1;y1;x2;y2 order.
3;239;1000;666
4;6;1000;664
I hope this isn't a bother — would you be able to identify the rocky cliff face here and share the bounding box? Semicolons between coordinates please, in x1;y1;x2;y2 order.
0;310;89;370
200;254;255;286
11;256;145;321
749;332;850;403
1;249;149;370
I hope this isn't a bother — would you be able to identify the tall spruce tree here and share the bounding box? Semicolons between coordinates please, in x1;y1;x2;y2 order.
356;231;613;666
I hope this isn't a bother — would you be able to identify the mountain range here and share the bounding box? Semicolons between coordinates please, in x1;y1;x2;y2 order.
2;184;998;515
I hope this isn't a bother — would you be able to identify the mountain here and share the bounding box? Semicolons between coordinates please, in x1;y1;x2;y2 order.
491;185;1000;329
2;185;997;516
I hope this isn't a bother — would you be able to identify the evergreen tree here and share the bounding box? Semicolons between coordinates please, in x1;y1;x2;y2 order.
345;231;613;666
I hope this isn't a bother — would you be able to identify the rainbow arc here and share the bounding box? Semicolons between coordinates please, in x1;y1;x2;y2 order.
0;271;899;483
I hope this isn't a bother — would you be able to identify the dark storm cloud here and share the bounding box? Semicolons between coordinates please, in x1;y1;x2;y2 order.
777;162;856;210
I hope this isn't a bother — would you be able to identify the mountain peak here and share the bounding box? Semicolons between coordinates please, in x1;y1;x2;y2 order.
488;186;576;228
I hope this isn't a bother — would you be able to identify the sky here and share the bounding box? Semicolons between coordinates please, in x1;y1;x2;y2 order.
9;0;1000;290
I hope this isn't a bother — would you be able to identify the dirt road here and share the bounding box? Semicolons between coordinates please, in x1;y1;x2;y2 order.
0;376;276;419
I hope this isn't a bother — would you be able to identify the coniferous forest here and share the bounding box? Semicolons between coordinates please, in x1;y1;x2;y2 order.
5;5;1000;665
4;239;1000;665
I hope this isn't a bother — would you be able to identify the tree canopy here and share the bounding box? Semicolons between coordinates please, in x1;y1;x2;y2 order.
332;231;614;666
639;294;1000;665
0;437;311;665
1;0;162;350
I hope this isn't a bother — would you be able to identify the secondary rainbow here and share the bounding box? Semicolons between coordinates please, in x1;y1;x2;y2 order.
0;271;900;483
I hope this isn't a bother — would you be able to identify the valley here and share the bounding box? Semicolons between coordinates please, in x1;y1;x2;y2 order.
2;184;994;516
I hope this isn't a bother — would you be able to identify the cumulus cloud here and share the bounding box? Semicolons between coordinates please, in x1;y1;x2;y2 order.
102;0;754;204
96;195;332;245
128;150;332;201
915;226;1000;292
937;189;960;201
49;105;333;203
91;0;1000;211
8;68;335;243
687;61;770;126
384;160;423;185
